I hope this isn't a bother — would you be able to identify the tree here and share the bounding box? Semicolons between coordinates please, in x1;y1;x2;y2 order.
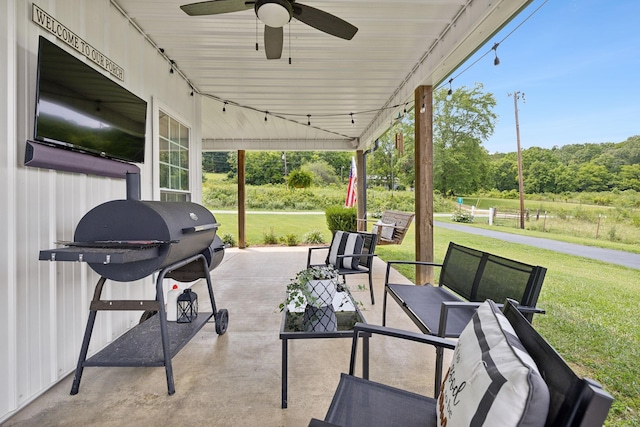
301;161;339;185
368;137;397;189
226;151;286;185
576;162;611;192
202;152;232;173
616;164;640;191
489;153;517;191
521;147;560;193
433;83;496;195
287;169;313;188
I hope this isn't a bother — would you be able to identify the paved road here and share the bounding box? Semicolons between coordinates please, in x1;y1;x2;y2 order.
435;221;640;270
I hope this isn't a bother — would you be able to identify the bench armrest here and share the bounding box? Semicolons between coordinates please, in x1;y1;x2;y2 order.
306;245;330;267
385;260;443;285
437;301;484;337
348;322;456;376
438;301;545;337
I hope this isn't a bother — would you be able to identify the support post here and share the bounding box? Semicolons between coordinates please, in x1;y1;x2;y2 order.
414;85;434;285
356;150;365;231
238;150;246;249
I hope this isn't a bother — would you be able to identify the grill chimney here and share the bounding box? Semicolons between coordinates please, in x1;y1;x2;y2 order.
126;172;141;201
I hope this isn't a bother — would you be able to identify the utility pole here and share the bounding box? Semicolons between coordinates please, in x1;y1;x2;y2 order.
509;91;526;229
282;151;288;177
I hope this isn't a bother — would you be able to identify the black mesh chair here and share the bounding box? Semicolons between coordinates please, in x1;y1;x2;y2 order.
307;231;378;304
310;300;613;427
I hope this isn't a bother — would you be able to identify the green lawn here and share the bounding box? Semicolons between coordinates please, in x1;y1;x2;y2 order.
213;211;638;426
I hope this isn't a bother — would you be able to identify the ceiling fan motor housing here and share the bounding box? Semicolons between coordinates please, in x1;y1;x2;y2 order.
255;0;292;28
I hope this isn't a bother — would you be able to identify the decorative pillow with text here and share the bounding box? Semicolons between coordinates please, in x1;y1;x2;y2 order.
437;300;550;427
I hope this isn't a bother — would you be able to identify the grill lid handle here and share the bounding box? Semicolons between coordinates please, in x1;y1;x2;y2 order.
182;223;220;234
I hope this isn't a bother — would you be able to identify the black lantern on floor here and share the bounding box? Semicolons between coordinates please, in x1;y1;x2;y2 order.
177;289;198;323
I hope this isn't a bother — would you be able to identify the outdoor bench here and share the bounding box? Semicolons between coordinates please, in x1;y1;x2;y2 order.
382;241;547;392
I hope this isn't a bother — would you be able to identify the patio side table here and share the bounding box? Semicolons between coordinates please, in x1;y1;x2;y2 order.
279;288;369;409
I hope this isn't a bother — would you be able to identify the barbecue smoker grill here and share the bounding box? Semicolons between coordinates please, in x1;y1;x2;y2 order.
39;174;228;395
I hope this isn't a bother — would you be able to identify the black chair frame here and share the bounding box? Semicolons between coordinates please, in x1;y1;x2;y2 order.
307;232;378;304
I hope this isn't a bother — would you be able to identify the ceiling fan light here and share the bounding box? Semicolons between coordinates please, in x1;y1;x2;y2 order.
256;0;291;28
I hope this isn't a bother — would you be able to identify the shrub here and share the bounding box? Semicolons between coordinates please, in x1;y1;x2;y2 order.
287;170;313;188
325;206;357;232
281;233;299;246
451;209;474;223
262;228;279;245
303;229;326;244
221;233;236;247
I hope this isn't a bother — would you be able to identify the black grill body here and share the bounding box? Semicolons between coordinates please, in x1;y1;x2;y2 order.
39;180;229;396
41;199;223;282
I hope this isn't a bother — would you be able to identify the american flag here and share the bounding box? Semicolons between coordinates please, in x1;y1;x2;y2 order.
345;157;357;207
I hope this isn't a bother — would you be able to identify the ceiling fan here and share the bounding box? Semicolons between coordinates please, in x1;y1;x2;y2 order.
180;0;358;60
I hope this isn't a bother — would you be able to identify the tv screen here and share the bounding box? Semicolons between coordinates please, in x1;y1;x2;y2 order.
34;36;147;163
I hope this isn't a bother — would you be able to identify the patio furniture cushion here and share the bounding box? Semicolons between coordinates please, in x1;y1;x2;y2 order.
372;220;396;241
437;300;550;427
327;231;364;270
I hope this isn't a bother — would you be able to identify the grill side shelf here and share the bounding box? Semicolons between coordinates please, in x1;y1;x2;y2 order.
39;246;160;264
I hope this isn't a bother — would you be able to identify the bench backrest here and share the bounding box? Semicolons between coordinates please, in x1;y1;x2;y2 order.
503;300;613;426
380;210;414;242
440;242;546;309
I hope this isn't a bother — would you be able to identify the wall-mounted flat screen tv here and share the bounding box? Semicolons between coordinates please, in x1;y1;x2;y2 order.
34;36;147;163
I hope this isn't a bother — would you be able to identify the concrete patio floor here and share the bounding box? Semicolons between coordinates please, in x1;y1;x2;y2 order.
4;246;444;427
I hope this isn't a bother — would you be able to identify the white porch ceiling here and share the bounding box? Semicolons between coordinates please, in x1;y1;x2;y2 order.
114;0;532;151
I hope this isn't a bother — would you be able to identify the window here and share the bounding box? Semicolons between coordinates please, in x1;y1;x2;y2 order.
159;111;190;202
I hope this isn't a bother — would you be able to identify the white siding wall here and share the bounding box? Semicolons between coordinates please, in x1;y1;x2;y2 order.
0;1;202;421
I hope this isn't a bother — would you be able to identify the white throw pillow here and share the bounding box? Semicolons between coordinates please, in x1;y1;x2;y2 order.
437;300;550;427
373;220;395;241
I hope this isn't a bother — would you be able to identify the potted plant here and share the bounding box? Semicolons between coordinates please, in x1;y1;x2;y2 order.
279;265;339;312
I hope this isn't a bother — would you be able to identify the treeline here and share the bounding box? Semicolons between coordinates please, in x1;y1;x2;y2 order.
203;84;640;196
202;135;640;194
491;136;640;193
203;151;354;186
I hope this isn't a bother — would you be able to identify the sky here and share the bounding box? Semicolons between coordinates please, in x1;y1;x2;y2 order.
446;0;640;154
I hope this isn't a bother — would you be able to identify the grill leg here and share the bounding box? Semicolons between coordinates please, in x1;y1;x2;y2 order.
71;276;106;395
201;257;217;314
155;270;175;395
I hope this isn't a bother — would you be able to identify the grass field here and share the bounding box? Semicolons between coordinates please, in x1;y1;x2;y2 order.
213;211;639;426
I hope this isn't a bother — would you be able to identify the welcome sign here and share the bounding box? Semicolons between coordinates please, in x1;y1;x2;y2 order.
32;4;125;81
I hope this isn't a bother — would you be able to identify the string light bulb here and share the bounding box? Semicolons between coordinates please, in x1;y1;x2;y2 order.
169;60;175;74
264;111;269;122
447;78;453;96
350;113;355;126
419;95;426;114
492;42;500;66
307;114;311;126
223;102;227;112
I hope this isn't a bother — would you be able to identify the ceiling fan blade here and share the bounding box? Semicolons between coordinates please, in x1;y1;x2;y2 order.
180;0;253;16
292;3;358;40
264;25;283;60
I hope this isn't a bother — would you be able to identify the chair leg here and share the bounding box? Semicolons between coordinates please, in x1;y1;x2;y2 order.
382;288;387;326
368;273;375;305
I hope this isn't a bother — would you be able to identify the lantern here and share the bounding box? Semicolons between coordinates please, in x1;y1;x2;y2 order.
177;289;198;323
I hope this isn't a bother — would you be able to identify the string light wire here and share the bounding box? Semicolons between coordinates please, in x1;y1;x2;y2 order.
193;0;549;127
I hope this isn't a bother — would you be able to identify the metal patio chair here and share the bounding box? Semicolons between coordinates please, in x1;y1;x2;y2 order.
307;231;378;304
